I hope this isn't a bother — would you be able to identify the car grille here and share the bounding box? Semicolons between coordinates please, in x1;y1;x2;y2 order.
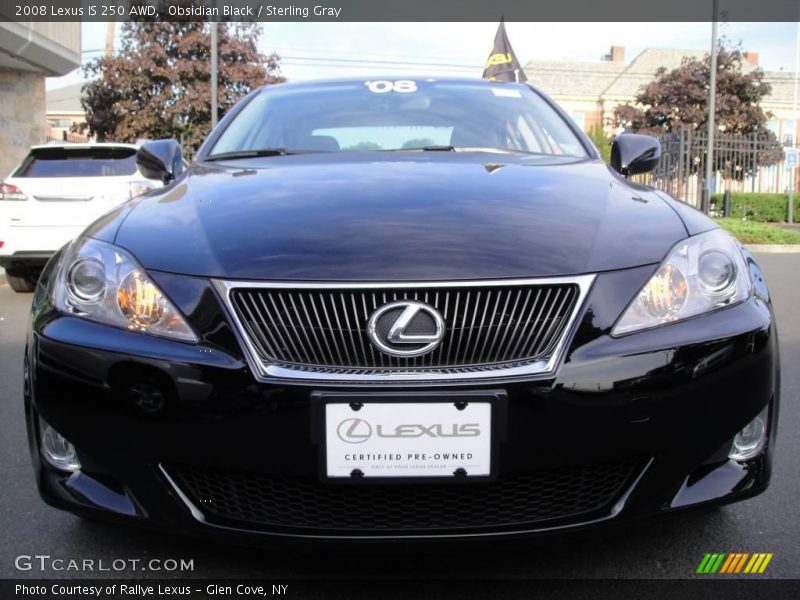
224;282;582;372
169;459;640;533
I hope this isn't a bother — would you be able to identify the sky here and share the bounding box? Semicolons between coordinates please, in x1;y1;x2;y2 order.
46;21;798;91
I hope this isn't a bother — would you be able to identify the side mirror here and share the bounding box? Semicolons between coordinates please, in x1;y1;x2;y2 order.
610;134;661;177
136;139;183;184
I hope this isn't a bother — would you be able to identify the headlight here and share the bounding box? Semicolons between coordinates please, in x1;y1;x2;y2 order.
613;229;751;335
53;238;198;343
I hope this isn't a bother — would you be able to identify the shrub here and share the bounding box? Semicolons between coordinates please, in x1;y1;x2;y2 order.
710;192;800;223
587;124;611;163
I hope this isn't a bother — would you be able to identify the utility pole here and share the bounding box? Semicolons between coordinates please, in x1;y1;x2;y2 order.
104;21;115;59
702;0;719;214
789;20;799;225
210;22;219;128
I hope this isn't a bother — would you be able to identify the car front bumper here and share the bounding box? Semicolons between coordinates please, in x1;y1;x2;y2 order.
25;264;780;544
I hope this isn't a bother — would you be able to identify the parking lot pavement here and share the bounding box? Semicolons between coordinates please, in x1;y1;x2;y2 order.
1;253;798;580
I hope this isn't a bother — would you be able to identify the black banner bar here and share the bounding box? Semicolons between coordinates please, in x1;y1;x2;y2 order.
1;0;799;22
4;579;800;600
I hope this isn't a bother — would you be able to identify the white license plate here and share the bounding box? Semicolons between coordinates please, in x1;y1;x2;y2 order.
325;401;492;478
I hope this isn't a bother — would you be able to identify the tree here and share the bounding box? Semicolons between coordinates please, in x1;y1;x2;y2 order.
614;42;782;178
614;43;773;137
586;124;611;162
401;138;436;149
343;142;382;151
79;8;283;152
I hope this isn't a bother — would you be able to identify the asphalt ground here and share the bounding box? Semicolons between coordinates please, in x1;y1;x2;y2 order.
0;254;798;581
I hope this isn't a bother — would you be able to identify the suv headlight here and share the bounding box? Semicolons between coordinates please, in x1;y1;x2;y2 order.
613;229;751;335
53;238;197;343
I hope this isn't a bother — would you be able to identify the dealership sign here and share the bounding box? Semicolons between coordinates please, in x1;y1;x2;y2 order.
786;147;798;170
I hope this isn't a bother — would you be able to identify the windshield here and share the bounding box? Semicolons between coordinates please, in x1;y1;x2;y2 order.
208;80;589;158
14;147;138;177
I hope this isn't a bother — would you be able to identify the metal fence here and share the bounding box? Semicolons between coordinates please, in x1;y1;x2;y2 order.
631;130;792;208
45;130;90;144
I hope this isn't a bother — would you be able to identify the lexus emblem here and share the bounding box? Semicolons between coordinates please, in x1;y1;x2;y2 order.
366;300;445;357
337;418;372;443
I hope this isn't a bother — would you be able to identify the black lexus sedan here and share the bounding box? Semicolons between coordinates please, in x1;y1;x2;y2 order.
25;77;779;544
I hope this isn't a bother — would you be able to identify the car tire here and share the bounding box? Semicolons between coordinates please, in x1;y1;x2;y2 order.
5;270;36;293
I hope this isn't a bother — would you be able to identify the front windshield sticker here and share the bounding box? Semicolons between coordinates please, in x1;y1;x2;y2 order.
491;88;522;98
364;80;419;94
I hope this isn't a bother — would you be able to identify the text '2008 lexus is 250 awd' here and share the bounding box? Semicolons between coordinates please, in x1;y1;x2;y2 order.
24;78;779;544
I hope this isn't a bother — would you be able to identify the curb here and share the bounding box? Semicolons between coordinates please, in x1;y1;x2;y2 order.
745;244;800;254
0;268;5;287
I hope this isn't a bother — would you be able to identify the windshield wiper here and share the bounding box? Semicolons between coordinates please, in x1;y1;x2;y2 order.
204;148;295;161
452;147;546;155
385;145;456;152
386;146;546;155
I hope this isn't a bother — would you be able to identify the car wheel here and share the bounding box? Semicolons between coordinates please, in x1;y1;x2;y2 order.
5;270;36;293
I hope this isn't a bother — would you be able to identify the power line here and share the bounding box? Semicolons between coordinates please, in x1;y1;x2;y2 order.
280;55;478;70
282;62;479;74
82;47;481;71
267;44;481;64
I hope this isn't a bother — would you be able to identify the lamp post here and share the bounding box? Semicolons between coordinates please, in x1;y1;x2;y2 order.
210;21;218;129
703;0;719;214
789;20;799;225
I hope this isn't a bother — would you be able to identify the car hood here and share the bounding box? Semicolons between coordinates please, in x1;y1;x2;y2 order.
110;153;690;281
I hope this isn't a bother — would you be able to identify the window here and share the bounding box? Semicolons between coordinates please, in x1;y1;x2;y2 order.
312;126;454;151
568;112;586;132
780;120;796;147
209;80;589;158
49;118;74;129
15;147;138;178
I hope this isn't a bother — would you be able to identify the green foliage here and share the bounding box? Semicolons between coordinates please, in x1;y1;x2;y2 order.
715;218;800;244
586;124;611;162
343;141;382;151
401;138;436;149
79;6;284;151
710;192;800;223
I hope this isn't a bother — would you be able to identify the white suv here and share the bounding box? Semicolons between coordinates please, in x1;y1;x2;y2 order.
0;143;163;292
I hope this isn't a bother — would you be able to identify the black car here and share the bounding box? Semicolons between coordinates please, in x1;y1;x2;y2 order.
25;78;779;544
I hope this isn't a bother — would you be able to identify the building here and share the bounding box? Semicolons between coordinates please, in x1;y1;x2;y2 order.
46;82;89;142
524;45;797;145
0;17;81;176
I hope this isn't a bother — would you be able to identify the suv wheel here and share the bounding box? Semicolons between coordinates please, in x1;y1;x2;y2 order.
5;269;36;293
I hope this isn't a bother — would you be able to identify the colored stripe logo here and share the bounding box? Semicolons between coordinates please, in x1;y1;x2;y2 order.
697;553;773;574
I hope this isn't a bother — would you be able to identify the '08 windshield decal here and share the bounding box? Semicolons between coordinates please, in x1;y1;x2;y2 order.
364;80;418;94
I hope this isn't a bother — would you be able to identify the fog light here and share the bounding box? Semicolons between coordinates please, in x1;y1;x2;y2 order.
39;420;81;472
129;381;166;414
729;408;768;461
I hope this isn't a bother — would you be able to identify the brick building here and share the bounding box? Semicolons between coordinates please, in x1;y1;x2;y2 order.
524;45;797;146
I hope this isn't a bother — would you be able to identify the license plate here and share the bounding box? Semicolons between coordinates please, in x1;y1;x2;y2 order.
325;401;492;479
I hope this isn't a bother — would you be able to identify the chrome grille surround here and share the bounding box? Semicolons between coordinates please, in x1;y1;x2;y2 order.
213;276;595;383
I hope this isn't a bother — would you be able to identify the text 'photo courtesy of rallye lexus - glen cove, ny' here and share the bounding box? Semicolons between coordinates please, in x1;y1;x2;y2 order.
22;77;779;545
